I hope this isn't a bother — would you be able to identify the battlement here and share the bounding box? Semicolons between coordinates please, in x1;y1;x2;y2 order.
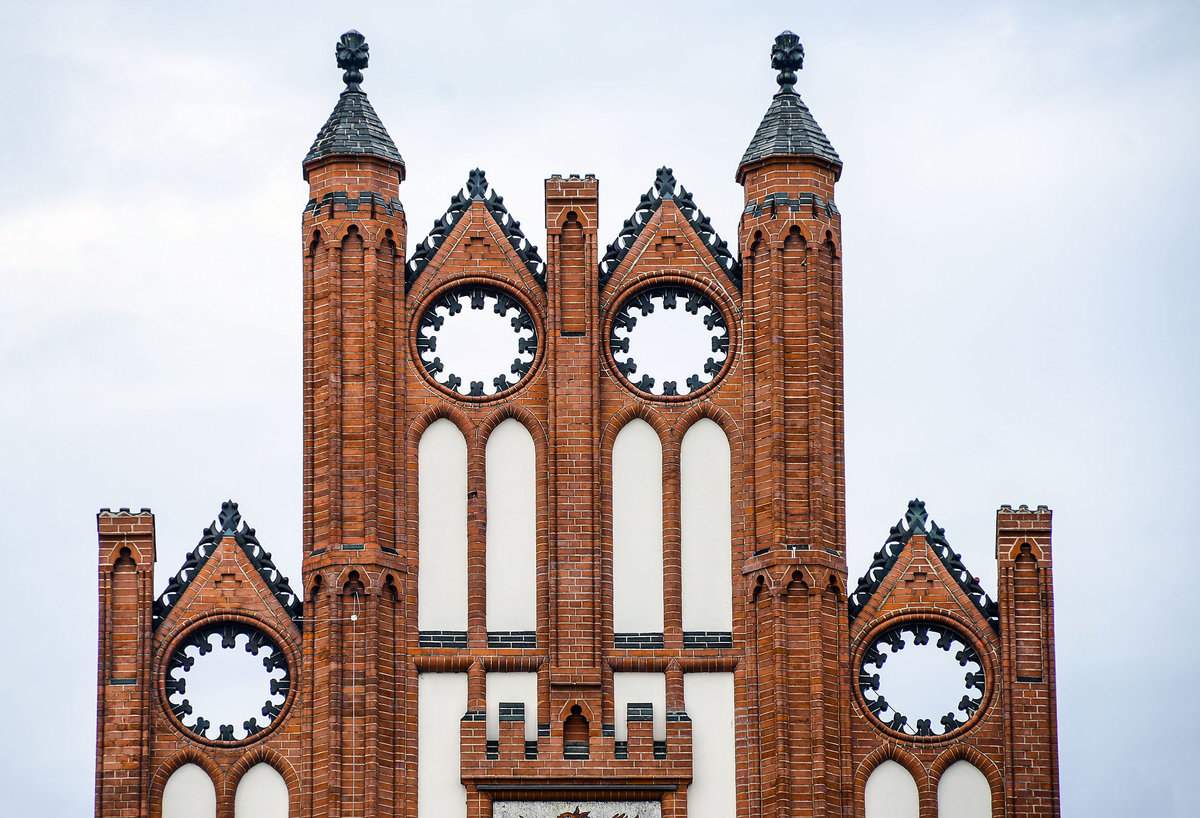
460;701;692;787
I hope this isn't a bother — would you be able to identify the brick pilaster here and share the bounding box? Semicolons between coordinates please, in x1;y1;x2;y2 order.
95;509;156;818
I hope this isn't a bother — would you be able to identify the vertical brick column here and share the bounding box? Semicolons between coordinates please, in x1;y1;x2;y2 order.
302;156;407;556
997;505;1060;817
301;149;408;818
95;509;156;818
544;175;602;697
737;154;850;816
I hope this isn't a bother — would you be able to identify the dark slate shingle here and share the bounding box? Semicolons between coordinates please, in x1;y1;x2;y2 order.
739;90;841;177
305;90;403;165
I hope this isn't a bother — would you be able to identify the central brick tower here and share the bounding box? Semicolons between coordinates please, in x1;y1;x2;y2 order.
94;29;1060;818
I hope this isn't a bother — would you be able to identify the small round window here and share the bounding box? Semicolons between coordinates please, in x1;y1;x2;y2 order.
164;622;290;743
609;285;729;397
417;286;538;398
859;622;985;737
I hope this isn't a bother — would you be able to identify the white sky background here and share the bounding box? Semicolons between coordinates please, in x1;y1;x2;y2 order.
0;0;1196;815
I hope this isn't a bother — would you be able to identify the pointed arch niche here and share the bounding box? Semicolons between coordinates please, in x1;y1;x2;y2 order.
234;763;289;818
864;760;919;818
938;760;992;818
680;418;732;634
418;419;468;633
162;763;216;818
612;418;664;635
486;419;536;634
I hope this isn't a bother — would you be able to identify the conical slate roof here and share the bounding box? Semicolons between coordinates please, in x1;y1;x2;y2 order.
305;89;403;166
739;91;841;175
738;32;841;180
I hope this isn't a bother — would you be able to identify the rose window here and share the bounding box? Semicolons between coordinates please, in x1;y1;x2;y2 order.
609;285;729;397
859;622;985;737
417;286;538;397
164;622;290;743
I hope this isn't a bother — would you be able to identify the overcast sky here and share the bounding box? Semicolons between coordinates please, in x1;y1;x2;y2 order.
1;1;1197;816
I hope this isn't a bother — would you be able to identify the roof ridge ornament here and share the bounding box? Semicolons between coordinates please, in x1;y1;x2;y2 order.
337;30;370;92
848;499;999;631
406;169;546;289
599;167;740;288
771;30;804;94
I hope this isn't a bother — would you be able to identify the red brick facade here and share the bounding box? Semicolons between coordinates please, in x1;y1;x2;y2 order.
95;31;1059;818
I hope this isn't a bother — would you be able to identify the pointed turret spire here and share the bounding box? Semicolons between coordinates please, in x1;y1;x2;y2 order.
737;31;841;182
304;30;404;175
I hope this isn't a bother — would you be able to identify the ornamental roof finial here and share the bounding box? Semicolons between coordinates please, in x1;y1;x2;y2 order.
771;30;804;94
336;30;370;92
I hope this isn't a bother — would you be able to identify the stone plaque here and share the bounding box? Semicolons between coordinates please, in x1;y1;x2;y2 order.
492;801;662;818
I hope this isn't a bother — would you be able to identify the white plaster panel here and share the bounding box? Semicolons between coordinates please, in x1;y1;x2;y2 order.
611;419;663;633
680;418;732;632
493;802;661;818
162;763;216;818
938;760;992;818
234;763;288;818
485;671;538;741
612;671;666;741
864;760;919;818
418;419;468;631
486;419;537;631
418;673;468;818
683;672;735;818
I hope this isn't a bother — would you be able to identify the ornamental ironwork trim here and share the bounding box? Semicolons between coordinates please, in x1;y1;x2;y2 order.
847;499;999;630
152;501;302;629
407;168;545;288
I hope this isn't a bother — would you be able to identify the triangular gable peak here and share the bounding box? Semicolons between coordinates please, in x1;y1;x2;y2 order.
406;168;545;289
849;499;999;632
599;167;741;290
153;501;302;630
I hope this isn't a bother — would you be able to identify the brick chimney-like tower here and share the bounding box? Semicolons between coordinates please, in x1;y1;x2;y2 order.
94;29;1059;818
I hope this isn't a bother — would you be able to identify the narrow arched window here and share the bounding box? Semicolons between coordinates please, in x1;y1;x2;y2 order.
234;763;289;818
612;419;663;636
418;419;468;636
486;419;536;636
681;418;732;638
938;760;992;817
162;763;216;818
864;760;919;818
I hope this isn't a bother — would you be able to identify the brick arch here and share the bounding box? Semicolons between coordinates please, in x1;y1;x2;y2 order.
601;403;670;449
332;220;383;245
410;401;476;442
853;744;927;818
1005;538;1046;561
822;229;840;258
671;402;740;448
106;541;147;566
478;402;548;452
149;747;223;818
555;206;593;230
783;566;812;595
226;745;300;803
930;743;1004;815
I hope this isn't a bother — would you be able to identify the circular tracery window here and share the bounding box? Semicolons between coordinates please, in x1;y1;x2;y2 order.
165;622;290;743
417;286;538;397
609;285;729;397
859;623;985;737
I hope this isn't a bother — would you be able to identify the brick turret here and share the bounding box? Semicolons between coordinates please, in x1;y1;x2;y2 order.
735;32;849;818
300;31;408;818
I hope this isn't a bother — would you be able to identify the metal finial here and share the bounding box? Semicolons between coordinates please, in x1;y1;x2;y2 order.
336;30;369;91
771;31;804;93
